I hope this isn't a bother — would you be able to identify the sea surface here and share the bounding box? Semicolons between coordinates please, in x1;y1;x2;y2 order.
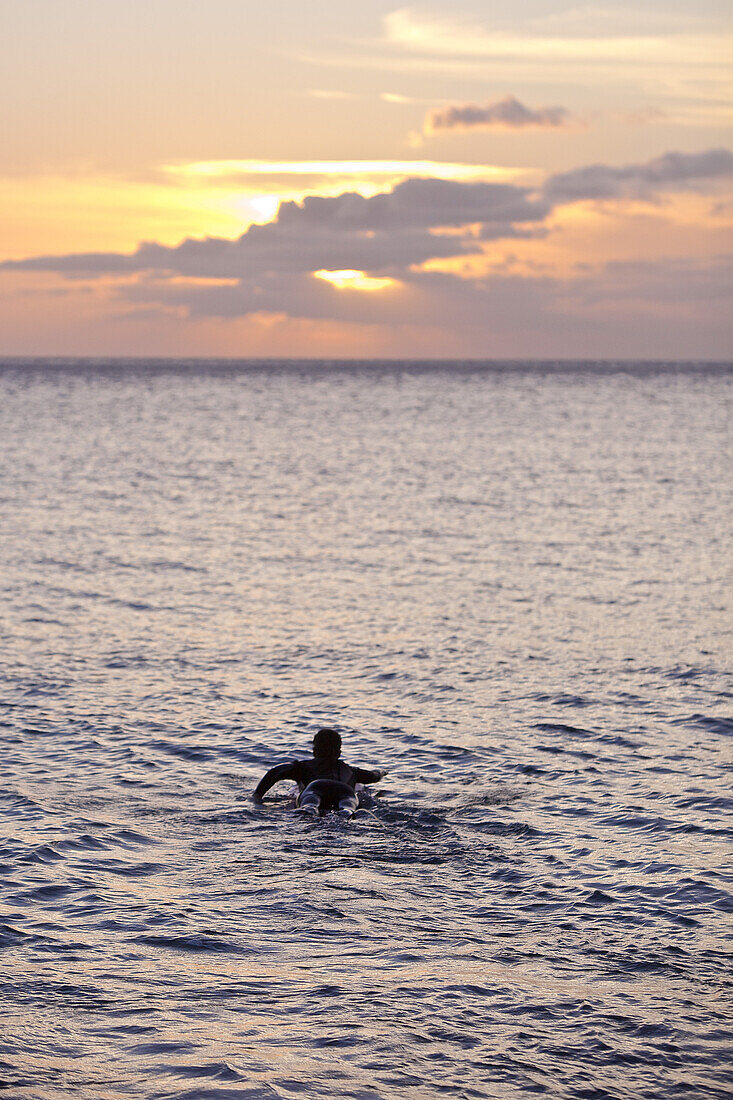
1;359;731;1100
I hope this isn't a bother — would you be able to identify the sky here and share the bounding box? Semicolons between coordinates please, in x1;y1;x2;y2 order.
1;0;731;358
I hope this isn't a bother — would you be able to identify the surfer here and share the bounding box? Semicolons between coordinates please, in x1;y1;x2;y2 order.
251;728;386;817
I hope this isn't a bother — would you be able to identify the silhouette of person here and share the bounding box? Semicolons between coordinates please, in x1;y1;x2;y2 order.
252;728;386;817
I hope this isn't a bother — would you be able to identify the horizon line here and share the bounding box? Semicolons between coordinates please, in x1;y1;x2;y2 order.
1;355;731;368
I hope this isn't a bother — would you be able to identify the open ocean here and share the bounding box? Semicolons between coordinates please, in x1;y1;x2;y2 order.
1;359;731;1100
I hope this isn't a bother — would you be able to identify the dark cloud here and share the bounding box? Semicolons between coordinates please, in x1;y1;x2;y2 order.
0;178;546;281
1;148;730;345
119;267;561;328
273;177;547;230
3;251;137;275
5;149;725;287
569;254;733;305
1;226;475;280
425;96;571;134
115;257;733;361
543;147;733;203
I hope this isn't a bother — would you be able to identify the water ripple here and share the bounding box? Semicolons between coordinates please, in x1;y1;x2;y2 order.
1;362;731;1099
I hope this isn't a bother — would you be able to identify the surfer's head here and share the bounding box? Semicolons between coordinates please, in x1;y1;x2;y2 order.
313;727;341;760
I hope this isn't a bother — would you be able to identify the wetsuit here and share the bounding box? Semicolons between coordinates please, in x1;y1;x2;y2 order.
253;757;383;815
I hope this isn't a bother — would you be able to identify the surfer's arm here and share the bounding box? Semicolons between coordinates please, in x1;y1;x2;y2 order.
350;767;387;785
252;762;299;802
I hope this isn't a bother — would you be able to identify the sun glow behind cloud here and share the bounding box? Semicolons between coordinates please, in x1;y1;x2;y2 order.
0;160;535;261
163;159;531;193
314;270;398;292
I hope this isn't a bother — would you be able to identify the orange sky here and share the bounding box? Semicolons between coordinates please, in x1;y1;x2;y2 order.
2;1;731;357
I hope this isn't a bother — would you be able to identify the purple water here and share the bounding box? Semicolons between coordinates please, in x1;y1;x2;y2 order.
1;360;731;1099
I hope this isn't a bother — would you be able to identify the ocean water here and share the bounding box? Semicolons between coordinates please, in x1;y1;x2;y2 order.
1;359;731;1100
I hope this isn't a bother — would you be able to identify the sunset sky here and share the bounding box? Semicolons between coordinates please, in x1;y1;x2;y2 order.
2;0;731;358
